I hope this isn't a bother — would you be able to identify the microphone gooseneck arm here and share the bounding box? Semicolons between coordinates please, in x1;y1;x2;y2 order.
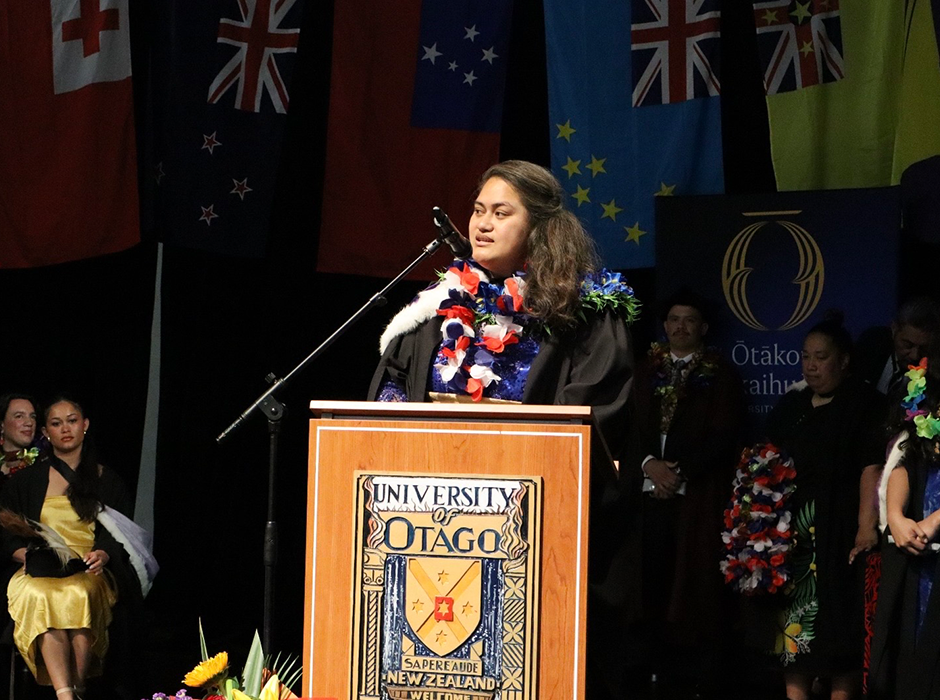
432;206;472;259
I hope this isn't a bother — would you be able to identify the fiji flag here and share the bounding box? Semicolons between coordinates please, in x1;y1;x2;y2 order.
317;0;511;278
544;0;725;269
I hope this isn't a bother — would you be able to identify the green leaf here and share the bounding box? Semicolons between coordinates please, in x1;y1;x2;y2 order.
242;630;265;698
198;618;209;662
222;676;237;700
794;577;816;606
268;652;302;694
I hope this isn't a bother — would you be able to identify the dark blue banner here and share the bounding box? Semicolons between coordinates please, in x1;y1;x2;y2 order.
656;188;900;432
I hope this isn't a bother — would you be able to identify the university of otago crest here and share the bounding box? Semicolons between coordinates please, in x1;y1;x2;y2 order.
351;474;542;700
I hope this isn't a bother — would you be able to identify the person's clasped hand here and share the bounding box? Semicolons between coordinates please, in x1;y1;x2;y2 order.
83;549;109;575
646;459;681;500
888;513;930;556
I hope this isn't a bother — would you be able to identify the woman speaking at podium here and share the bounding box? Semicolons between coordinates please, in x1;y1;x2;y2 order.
368;160;639;459
368;160;639;699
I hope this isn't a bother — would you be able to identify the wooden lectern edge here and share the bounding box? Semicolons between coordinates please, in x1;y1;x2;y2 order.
307;401;615;485
309;399;592;421
308;400;618;473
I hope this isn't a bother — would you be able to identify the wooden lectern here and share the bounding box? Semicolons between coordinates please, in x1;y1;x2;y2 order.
303;401;597;700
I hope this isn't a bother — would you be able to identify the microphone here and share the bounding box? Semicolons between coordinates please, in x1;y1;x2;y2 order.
432;206;472;259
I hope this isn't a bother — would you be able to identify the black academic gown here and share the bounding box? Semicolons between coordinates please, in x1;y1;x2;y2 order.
870;456;940;700
368;310;634;463
620;351;745;657
369;307;636;700
764;379;886;675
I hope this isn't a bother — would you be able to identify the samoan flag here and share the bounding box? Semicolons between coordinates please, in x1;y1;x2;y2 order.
544;0;725;269
753;0;845;95
316;0;510;278
410;0;510;133
146;0;305;257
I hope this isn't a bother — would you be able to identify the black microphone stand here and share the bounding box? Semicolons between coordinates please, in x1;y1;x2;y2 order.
216;230;456;653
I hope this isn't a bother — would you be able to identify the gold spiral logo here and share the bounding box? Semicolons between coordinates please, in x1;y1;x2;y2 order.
721;220;825;331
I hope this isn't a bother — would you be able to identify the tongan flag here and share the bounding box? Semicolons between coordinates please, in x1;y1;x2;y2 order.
148;0;304;257
544;0;725;270
0;0;140;268
317;0;512;278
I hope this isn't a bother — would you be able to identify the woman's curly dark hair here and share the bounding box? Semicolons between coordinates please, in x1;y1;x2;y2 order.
476;161;599;330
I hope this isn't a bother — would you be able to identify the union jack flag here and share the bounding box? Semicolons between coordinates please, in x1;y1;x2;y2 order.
753;0;845;95
631;0;721;107
207;0;301;113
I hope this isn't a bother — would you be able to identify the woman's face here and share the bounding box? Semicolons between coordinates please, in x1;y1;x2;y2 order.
43;401;89;456
802;332;848;396
2;399;36;451
469;177;530;278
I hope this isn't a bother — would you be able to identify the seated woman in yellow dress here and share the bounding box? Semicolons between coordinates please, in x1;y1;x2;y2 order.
1;396;136;700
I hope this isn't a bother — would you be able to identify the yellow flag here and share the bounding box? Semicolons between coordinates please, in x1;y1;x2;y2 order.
764;1;905;190
892;0;940;182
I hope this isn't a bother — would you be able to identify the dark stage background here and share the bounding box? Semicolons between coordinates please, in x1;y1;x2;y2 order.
2;0;933;696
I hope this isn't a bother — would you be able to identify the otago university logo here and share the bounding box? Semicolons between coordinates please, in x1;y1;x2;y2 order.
351;474;542;700
721;212;825;331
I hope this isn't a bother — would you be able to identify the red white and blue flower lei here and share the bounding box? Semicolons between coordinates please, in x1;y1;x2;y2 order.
720;443;797;594
433;261;638;401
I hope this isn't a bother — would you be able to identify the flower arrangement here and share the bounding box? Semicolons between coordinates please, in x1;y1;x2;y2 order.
433;262;638;401
146;623;300;700
0;446;39;477
720;443;797;594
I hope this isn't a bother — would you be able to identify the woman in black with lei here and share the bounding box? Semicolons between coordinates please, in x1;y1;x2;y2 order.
870;340;940;699
764;314;885;700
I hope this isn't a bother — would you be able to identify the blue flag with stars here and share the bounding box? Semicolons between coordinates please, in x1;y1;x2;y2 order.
543;0;725;269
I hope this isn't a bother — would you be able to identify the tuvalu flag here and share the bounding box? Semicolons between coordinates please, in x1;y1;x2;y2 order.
316;0;511;279
0;0;140;268
543;0;725;270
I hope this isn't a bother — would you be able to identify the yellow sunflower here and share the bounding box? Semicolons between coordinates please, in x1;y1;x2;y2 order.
183;651;229;688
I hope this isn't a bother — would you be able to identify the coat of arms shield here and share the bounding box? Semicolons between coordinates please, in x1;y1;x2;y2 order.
404;556;482;656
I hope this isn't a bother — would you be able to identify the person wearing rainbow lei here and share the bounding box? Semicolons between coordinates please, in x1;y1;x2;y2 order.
368;160;639;461
871;349;940;699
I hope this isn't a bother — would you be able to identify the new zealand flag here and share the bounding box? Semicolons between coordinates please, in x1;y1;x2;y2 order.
147;0;305;257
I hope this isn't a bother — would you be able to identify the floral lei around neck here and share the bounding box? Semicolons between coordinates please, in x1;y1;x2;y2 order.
433;260;639;401
900;357;940;446
648;340;720;433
